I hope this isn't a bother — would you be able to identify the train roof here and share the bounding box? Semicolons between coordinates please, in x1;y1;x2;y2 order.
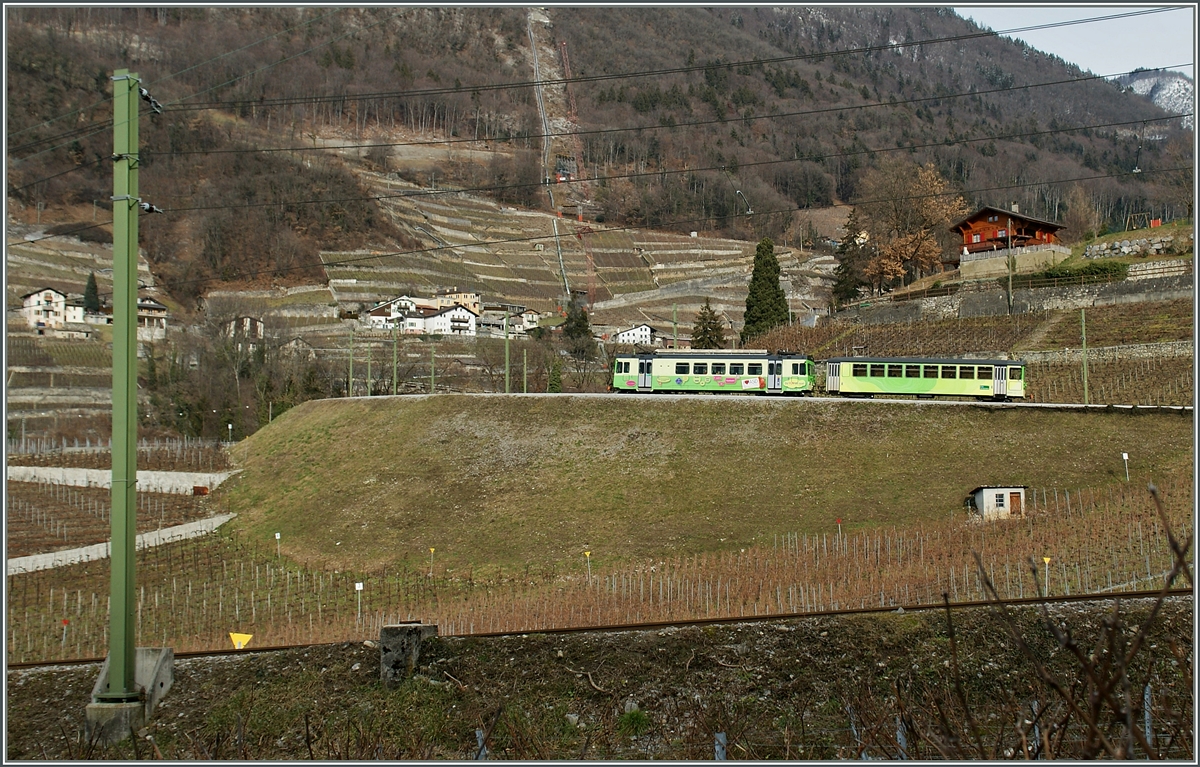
614;349;811;358
826;356;1025;366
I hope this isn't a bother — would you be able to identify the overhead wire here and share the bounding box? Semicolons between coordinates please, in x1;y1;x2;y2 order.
165;7;1182;112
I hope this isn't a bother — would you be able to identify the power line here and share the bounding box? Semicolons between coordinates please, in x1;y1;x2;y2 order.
142;165;1190;294
165;7;1181;113
153;114;1190;215
140;64;1192;162
5;7;348;141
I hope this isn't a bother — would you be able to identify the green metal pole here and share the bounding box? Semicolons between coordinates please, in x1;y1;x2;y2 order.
392;326;397;396
348;327;354;397
366;343;371;396
1081;308;1089;406
673;304;678;349
523;348;528;394
99;68;140;703
430;346;435;393
504;313;510;394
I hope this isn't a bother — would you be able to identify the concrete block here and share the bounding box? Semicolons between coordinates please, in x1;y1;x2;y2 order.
90;647;174;717
84;701;146;746
380;623;439;687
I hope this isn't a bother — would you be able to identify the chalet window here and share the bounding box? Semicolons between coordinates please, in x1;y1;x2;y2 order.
905;365;920;378
941;366;957;378
997;229;1007;238
729;363;744;375
960;366;976;379
693;363;707;375
972;233;981;243
870;364;885;377
887;364;902;378
853;363;868;376
675;363;689;374
923;365;938;378
748;363;763;375
711;363;726;375
1010;367;1023;380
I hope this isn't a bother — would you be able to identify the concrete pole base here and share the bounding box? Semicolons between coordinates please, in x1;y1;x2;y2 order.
84;701;145;746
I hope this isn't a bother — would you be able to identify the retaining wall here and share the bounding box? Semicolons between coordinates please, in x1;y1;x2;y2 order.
1019;341;1194;364
6;514;236;575
5;467;239;494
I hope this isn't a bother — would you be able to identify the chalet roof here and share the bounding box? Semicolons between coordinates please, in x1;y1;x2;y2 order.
21;287;66;299
951;206;1064;233
430;305;479;318
618;323;656;333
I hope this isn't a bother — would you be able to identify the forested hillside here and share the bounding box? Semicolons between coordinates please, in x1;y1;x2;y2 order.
6;7;1193;307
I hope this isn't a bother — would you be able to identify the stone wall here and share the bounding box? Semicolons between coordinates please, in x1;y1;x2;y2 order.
1084;232;1193;259
959;245;1071;279
837;274;1193;325
1020;341;1193;364
5;466;239;494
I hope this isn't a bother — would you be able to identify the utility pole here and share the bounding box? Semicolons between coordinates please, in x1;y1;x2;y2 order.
365;343;371;396
430;346;435;393
1081;308;1089;406
91;66;143;721
673;304;678;349
523;348;528;393
504;312;510;393
348;326;354;397
392;325;398;395
1006;218;1014;314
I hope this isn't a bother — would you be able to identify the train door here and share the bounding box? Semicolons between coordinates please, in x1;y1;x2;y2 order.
993;365;1008;398
637;355;654;391
826;360;841;393
767;357;783;393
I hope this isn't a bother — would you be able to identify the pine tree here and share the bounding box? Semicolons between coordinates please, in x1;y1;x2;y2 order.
84;272;100;313
562;303;595;359
740;237;789;344
547;357;563;393
691;297;726;349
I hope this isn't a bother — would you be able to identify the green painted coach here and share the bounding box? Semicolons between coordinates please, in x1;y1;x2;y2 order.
611;350;817;395
825;357;1026;400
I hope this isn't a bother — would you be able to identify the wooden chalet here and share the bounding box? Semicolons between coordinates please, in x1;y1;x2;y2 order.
951;206;1065;255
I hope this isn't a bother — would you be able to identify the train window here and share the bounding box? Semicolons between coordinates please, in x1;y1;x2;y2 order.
869;364;884;377
852;363;867;376
748;363;763;375
905;365;920;378
729;363;744;375
887;364;902;378
977;366;992;378
1009;367;1023;380
941;366;957;378
923;365;938;378
959;366;975;379
808;361;814;375
712;363;726;375
791;363;799;375
693;363;707;375
675;363;689;374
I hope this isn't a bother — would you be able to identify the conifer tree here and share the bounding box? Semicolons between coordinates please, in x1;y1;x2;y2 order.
83;272;100;313
740;237;789;344
547;357;563;393
691;297;726;349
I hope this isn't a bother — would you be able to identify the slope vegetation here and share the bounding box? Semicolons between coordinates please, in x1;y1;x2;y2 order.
225;394;1193;574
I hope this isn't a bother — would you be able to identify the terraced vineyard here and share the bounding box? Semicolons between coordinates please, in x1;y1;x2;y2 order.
1026;357;1195;406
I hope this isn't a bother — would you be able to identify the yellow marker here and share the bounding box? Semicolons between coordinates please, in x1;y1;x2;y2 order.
1043;557;1051;564
229;632;253;650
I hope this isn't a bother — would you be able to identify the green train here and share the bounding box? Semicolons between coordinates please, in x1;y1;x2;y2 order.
610;351;1026;401
610;350;817;395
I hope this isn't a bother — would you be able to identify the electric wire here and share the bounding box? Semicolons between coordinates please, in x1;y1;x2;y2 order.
166;7;1182;112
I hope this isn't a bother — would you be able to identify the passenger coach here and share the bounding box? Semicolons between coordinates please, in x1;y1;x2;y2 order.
611;350;816;395
825;357;1026;400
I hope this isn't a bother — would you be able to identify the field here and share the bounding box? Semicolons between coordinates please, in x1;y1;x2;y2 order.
4;463;1189;665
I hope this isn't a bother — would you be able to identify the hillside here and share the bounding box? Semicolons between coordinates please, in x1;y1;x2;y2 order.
222;394;1194;574
6;7;1192;312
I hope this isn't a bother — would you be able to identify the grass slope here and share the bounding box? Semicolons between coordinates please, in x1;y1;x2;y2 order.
226;395;1193;574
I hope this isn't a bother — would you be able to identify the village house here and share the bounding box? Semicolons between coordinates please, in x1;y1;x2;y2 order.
21;288;83;331
424;304;478;336
614;323;658;346
950;205;1069;278
434;288;482;315
136;296;169;341
227;316;266;353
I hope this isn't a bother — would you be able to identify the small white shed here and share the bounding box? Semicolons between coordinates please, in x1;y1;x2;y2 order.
967;486;1026;520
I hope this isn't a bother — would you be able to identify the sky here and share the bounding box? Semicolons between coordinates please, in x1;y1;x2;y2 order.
953;6;1195;81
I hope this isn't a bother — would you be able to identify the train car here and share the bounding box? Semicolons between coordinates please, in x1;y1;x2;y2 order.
611;350;816;395
824;357;1026;400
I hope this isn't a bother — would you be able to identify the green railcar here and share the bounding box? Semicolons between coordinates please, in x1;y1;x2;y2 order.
824;357;1026;400
611;350;816;395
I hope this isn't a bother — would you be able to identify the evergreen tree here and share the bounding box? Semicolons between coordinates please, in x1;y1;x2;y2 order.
562;303;595;359
547;357;563;393
691;297;727;349
83;272;100;313
740;237;789;344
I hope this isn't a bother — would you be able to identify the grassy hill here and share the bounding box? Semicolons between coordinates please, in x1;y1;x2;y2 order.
225;394;1193;574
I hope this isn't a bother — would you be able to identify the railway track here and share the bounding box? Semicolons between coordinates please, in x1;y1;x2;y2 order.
9;588;1191;670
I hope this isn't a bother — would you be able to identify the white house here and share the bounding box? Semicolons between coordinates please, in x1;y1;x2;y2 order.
519;309;541;332
22;288;83;330
614;324;657;346
425;305;478;336
136;297;169;341
227;316;266;353
967;486;1027;520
